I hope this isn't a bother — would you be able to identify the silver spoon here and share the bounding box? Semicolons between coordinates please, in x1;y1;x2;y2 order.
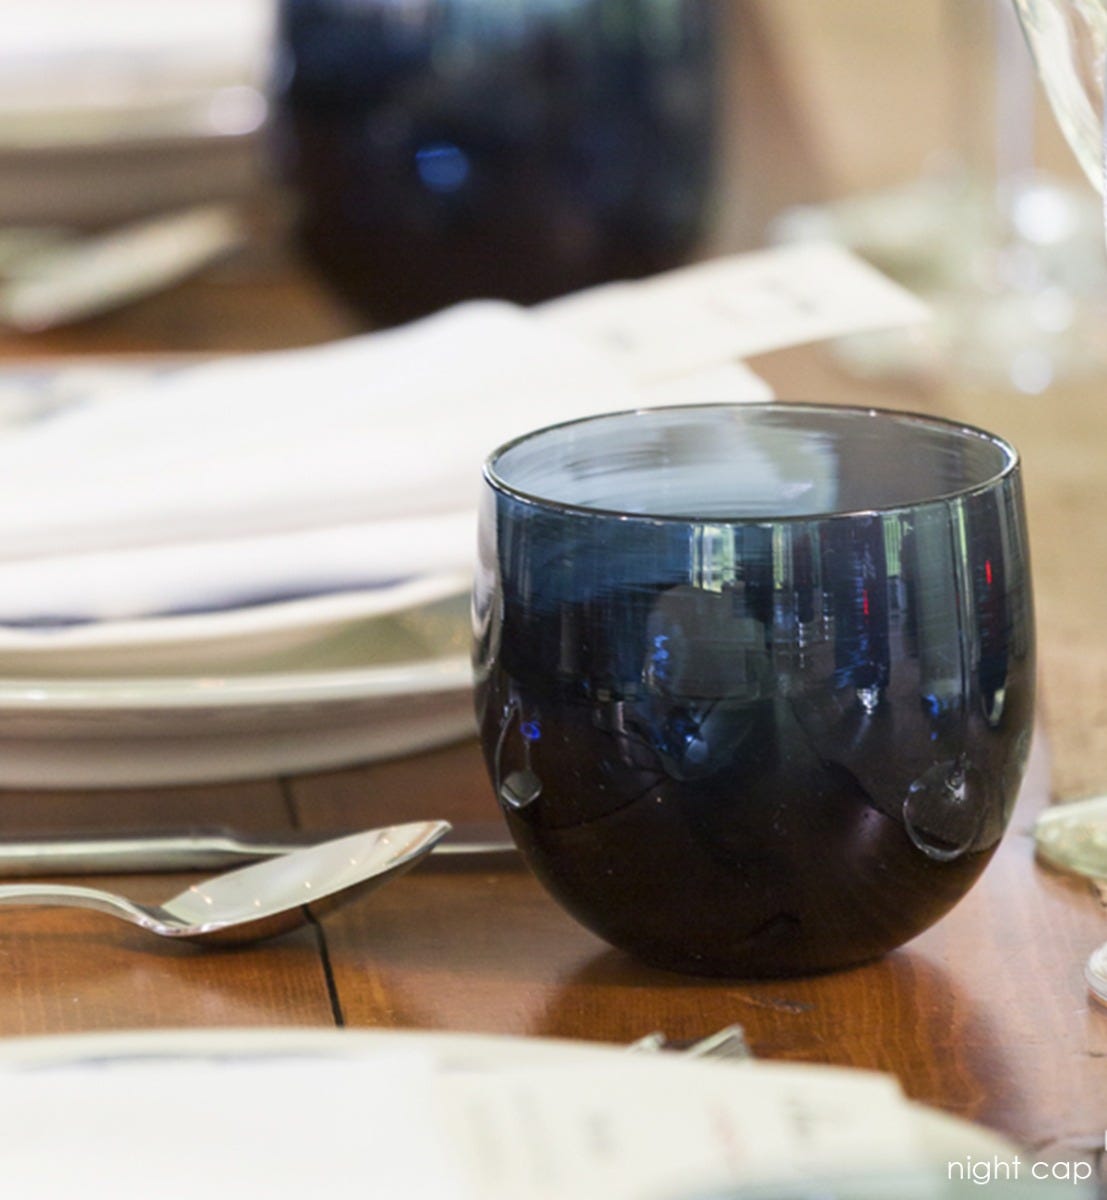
0;820;450;947
0;206;244;332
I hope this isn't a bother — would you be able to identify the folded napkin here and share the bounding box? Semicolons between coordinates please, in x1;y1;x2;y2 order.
0;301;771;625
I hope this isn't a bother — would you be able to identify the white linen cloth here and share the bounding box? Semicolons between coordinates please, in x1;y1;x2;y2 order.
0;301;771;625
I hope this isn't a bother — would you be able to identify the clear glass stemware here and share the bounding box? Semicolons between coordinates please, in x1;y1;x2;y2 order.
1013;0;1107;207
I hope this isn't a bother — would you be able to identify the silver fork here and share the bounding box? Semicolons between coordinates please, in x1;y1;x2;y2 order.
627;1024;753;1061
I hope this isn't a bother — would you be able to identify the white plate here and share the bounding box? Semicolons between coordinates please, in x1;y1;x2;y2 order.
0;1027;1016;1200
0;359;471;677
0;599;474;788
0;361;477;786
0;1;271;149
0;571;471;677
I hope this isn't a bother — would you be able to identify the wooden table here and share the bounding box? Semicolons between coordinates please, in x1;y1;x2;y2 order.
0;259;1103;1171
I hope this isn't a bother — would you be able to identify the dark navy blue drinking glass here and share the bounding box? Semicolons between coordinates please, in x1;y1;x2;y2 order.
274;0;720;325
474;403;1035;977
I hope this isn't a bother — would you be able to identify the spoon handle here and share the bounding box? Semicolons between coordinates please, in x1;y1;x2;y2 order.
0;882;149;928
0;823;516;876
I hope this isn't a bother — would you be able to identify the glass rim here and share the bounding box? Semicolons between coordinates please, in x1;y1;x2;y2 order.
482;401;1021;525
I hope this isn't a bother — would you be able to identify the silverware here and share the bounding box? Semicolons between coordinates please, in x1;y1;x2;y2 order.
0;821;450;946
675;1025;753;1061
628;1025;753;1061
0;205;244;331
0;822;515;876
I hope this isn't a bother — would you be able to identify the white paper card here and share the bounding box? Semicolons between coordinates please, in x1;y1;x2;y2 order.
539;241;931;381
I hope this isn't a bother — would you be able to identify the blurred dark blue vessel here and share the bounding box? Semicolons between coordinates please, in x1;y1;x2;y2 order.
274;0;720;324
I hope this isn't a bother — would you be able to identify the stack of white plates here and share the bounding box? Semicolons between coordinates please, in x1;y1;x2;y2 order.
0;0;272;227
0;363;475;789
0;574;475;790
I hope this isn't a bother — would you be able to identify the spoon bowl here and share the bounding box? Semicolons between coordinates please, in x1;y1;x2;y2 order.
0;820;451;946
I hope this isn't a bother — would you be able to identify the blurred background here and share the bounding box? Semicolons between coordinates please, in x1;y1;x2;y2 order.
0;0;1104;389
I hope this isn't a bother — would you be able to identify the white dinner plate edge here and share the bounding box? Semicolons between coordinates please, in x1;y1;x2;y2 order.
0;654;473;712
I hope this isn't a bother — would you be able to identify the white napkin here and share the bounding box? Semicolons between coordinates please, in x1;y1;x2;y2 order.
0;238;932;629
0;301;771;625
